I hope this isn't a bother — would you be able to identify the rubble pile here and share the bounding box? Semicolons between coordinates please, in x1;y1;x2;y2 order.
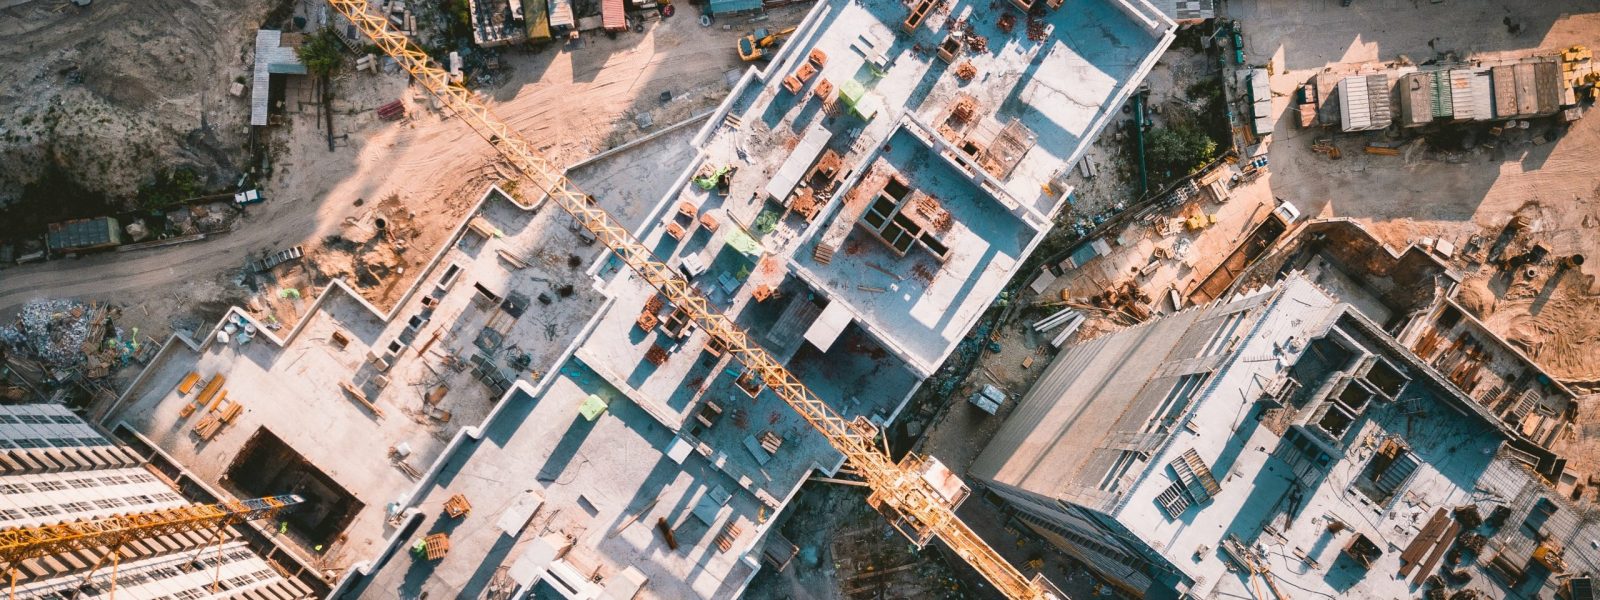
0;299;140;378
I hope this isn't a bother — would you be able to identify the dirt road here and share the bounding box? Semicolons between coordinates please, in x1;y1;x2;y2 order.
0;7;806;343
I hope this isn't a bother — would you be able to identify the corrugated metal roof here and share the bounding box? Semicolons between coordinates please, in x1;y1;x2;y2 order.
46;218;120;251
1253;115;1274;136
707;0;762;14
1492;65;1517;118
1449;69;1479;121
548;0;574;28
251;30;303;127
601;0;626;31
1252;97;1271;119
1339;76;1373;131
1430;71;1453;119
1365;74;1392;124
1249;69;1271;104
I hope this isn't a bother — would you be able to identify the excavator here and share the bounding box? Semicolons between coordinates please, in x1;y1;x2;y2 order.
737;26;796;61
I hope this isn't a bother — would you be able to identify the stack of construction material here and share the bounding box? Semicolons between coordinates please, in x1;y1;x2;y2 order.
1031;307;1085;348
376;100;406;121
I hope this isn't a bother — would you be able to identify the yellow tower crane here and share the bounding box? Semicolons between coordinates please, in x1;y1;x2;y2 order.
323;2;1062;599
1;494;302;599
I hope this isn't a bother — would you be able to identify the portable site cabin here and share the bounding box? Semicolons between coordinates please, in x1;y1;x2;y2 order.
522;0;551;42
1248;68;1273;136
1337;74;1392;132
251;30;307;127
601;0;627;32
548;0;575;32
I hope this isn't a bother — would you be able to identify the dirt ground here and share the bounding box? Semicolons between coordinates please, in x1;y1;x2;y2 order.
0;3;810;392
0;0;277;201
1233;0;1600;383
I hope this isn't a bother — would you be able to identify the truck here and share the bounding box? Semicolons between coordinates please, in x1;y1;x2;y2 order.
234;189;265;206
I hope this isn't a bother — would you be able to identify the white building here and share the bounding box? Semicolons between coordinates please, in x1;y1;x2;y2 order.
973;274;1598;599
0;403;318;600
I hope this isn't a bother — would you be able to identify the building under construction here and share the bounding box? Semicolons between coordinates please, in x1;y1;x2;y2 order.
973;260;1594;599
0;403;322;599
92;0;1179;596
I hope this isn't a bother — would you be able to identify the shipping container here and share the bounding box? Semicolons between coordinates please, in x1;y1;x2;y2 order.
46;217;123;253
1339;76;1369;130
1534;61;1561;115
522;0;551;42
1397;72;1433;127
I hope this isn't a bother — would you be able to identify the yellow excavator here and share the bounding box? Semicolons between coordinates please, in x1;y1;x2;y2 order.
738;26;796;61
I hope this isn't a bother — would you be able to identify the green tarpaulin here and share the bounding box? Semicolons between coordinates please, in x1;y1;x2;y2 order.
724;229;762;257
694;165;732;190
836;80;879;120
579;394;608;421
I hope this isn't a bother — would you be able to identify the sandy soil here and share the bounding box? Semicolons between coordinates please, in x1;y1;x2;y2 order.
0;5;809;394
0;0;277;200
1236;0;1600;381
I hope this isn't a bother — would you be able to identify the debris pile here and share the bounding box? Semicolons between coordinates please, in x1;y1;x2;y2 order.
954;61;977;81
0;299;147;381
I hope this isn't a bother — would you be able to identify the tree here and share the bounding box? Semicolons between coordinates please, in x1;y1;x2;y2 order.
1146;125;1217;180
297;28;344;78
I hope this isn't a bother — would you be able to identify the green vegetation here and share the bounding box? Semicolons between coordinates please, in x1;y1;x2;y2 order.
1146;125;1217;181
136;166;205;209
445;0;472;40
297;28;345;78
1185;76;1233;152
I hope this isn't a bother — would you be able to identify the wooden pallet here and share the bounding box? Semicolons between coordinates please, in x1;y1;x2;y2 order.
422;533;450;560
444;494;472;518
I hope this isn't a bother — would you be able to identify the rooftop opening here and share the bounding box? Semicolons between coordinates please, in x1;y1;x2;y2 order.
1315;403;1356;438
1354;438;1420;505
1336;381;1374;413
1363;358;1409;398
225;427;364;546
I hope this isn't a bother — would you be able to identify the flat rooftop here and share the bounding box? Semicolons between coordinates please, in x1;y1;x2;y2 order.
1100;276;1599;599
348;364;765;599
790;126;1034;376
106;0;1174;595
103;188;606;565
633;0;1170;375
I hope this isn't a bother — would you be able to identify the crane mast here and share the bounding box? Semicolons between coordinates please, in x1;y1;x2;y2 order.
324;2;1061;598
